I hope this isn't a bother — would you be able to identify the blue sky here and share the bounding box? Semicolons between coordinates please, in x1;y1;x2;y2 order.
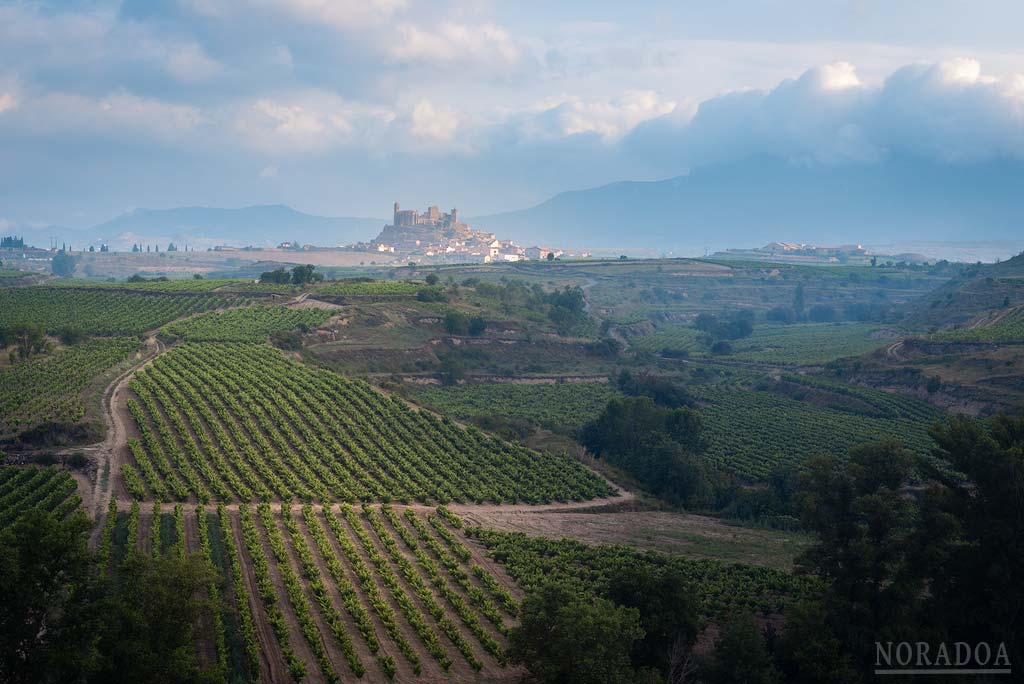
1;0;1023;227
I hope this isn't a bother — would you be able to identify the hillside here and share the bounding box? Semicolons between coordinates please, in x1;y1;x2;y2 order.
9;205;386;252
474;157;1024;254
90;205;385;249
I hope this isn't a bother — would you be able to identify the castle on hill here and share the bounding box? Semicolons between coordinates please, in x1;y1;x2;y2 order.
362;202;566;263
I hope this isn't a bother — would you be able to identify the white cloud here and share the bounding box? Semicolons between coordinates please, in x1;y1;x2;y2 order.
11;92;205;142
409;100;459;144
259;165;279;178
232;91;397;153
166;43;224;83
524;91;677;142
390;22;520;67
0;93;15;114
624;59;1024;171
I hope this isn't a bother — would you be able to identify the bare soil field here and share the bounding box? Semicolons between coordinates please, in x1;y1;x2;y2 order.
457;509;810;571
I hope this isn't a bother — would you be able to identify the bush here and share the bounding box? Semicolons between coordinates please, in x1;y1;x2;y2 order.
808;304;837;323
416;286;447;302
765;306;797;323
711;340;733;355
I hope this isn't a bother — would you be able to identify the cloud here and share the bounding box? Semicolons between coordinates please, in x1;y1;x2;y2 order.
259;165;279;178
409;100;459;144
0;93;15;114
624;59;1024;173
165;43;224;83
9;91;204;142
389;22;520;67
231;90;396;153
522;91;677;142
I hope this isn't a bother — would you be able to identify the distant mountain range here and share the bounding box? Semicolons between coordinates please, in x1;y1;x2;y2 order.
12;205;385;251
8;157;1024;258
473;157;1024;256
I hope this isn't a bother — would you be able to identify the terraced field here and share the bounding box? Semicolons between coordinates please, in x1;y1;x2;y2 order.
936;306;1024;343
634;322;891;364
122;342;613;504
317;281;421;297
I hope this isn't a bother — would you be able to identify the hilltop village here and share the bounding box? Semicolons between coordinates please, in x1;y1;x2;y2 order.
355;202;579;263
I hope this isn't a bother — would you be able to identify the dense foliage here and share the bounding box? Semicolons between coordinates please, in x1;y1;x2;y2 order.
770;418;1024;681
581;396;710;505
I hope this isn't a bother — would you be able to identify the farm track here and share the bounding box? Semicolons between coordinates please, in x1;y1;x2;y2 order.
74;336;166;546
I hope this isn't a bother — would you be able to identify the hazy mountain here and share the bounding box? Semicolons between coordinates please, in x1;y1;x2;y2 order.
474;157;1024;255
85;205;385;249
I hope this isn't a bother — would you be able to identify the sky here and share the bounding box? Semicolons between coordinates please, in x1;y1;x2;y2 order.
1;0;1024;228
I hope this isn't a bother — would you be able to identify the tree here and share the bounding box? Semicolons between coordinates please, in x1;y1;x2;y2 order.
581;397;709;505
91;553;219;684
443;311;470;335
909;415;1024;672
259;267;291;284
290;264;322;285
605;565;700;675
702;614;781;684
547;251;555;261
51;250;76;278
0;510;95;684
794;442;920;676
808;304;836;322
468;315;487;335
437;352;465;386
510;582;645;684
425;272;439;286
2;324;49;360
793;282;806;317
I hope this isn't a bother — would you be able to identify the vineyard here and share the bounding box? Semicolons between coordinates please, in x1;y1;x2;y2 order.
936;306;1024;343
634;322;891;364
408;381;619;430
0;337;139;438
690;381;939;479
0;466;81;530
101;503;520;683
468;527;817;619
123;342;613;504
162;306;334;343
47;278;252;292
0;287;247;334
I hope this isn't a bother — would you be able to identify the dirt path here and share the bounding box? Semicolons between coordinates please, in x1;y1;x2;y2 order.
81;337;165;546
967;302;1023;329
